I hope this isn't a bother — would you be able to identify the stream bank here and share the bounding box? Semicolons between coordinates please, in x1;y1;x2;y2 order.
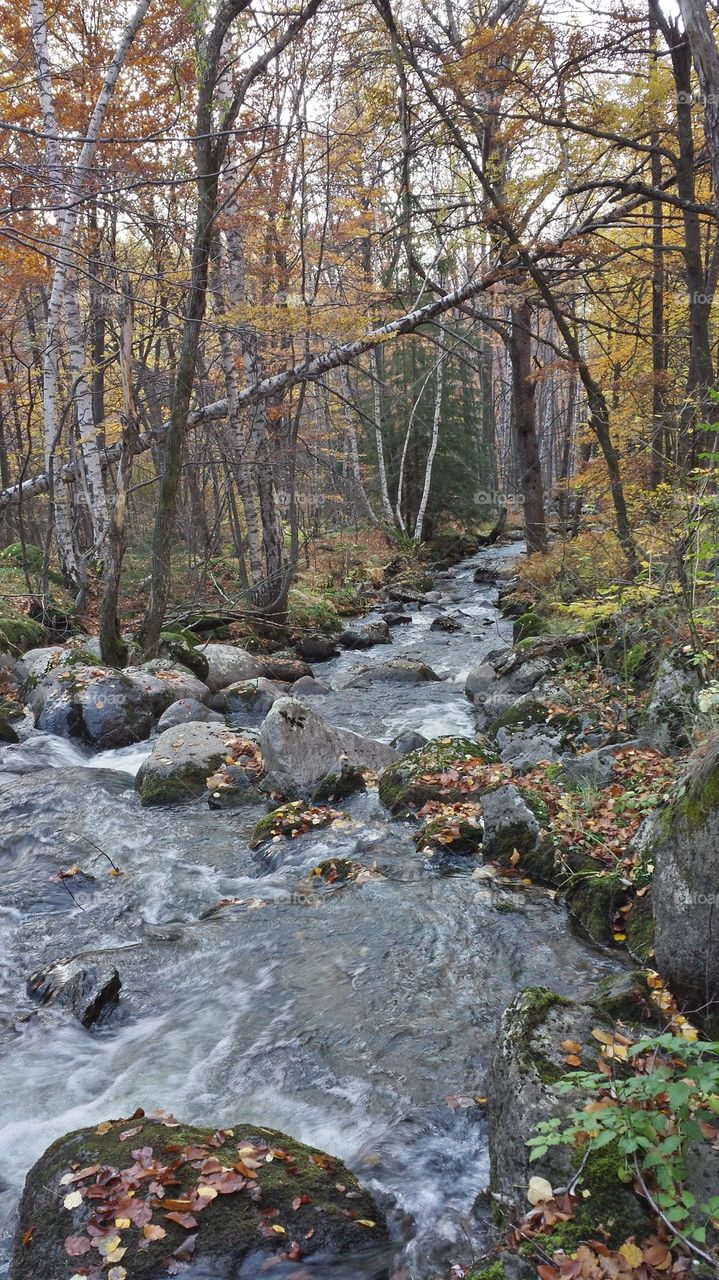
0;542;633;1278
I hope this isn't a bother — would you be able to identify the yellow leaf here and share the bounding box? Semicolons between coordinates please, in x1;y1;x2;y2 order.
591;1027;614;1045
357;1219;376;1227
115;1218;131;1229
619;1242;643;1267
271;1224;286;1233
197;1185;218;1200
63;1191;83;1210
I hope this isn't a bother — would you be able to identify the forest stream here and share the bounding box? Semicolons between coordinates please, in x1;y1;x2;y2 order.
0;545;625;1278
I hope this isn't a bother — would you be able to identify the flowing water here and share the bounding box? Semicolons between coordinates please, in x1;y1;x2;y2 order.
0;546;623;1277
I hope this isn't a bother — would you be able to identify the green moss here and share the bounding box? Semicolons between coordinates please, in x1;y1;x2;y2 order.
312;765;366;804
0;616;46;655
251;810;280;847
468;1262;506;1280
525;1144;649;1253
592;972;660;1027
562;866;619;945
514;611;545;642
160;630;210;681
137;753;226;806
510;987;575;1086
288;588;342;636
12;1115;384;1280
519;787;550;826
488;700;552;734
625;891;655;962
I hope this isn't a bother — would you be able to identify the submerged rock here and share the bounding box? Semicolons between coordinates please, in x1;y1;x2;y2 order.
11;1114;390;1280
28;953;121;1028
344;657;441;688
260;697;397;797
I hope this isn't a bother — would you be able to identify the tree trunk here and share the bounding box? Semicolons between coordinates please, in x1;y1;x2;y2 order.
508;302;547;553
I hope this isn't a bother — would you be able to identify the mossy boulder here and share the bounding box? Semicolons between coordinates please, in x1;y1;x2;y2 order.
159;629;210;682
260;697;396;798
30;665;157;748
562;865;621;946
11;1114;390;1280
487;987;651;1245
651;734;719;1015
136;723;251;806
345;656;441;689
480;785;556;882
378;735;498;815
413;810;484;856
512;611;545;644
260;652;313;684
311;762;367;804
0;616;47;656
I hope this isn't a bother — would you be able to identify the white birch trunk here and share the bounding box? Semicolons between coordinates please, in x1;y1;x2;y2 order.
414;344;445;542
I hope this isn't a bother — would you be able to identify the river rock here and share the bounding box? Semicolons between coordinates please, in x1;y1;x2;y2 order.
158;629;210;681
156;698;225;731
390;730;428;756
260;652;313;683
260;697;397;796
464;663;496;705
382;610;411;626
378;735;497;814
10;1115;390;1280
209;677;279;721
338;620;391;649
487;987;651;1243
136;722;258;805
652;734;719;1015
199;642;264;691
289;674;331;698
639;654;699;753
125;660;211;714
294;633;339;661
28;953;121;1027
344;657;442;688
481;784;553;878
429;613;463;633
30;665;156;748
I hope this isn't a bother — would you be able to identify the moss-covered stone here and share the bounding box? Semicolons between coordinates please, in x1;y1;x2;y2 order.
0;616;46;655
521;1142;650;1254
11;1115;389;1280
513;611;545;643
159;630;210;681
137;755;226;806
625;889;655;962
592;971;661;1028
378;736;498;815
562;864;620;946
311;764;366;804
414;811;484;855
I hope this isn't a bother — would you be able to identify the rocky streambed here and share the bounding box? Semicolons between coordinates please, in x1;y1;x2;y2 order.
0;545;630;1279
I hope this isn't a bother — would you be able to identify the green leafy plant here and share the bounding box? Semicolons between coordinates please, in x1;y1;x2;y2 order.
528;1033;719;1250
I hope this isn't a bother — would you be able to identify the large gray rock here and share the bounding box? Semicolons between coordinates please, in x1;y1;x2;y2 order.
338;620;391;649
209;677;279;721
260;696;397;796
481;785;547;869
344;657;442;688
294;634;339;661
11;1116;389;1280
125;660;210;713
156;698;225;731
199;642;264;691
136;721;254;806
30;665;156;747
289;675;332;698
640;655;698;753
465;663;497;705
653;735;719;1014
